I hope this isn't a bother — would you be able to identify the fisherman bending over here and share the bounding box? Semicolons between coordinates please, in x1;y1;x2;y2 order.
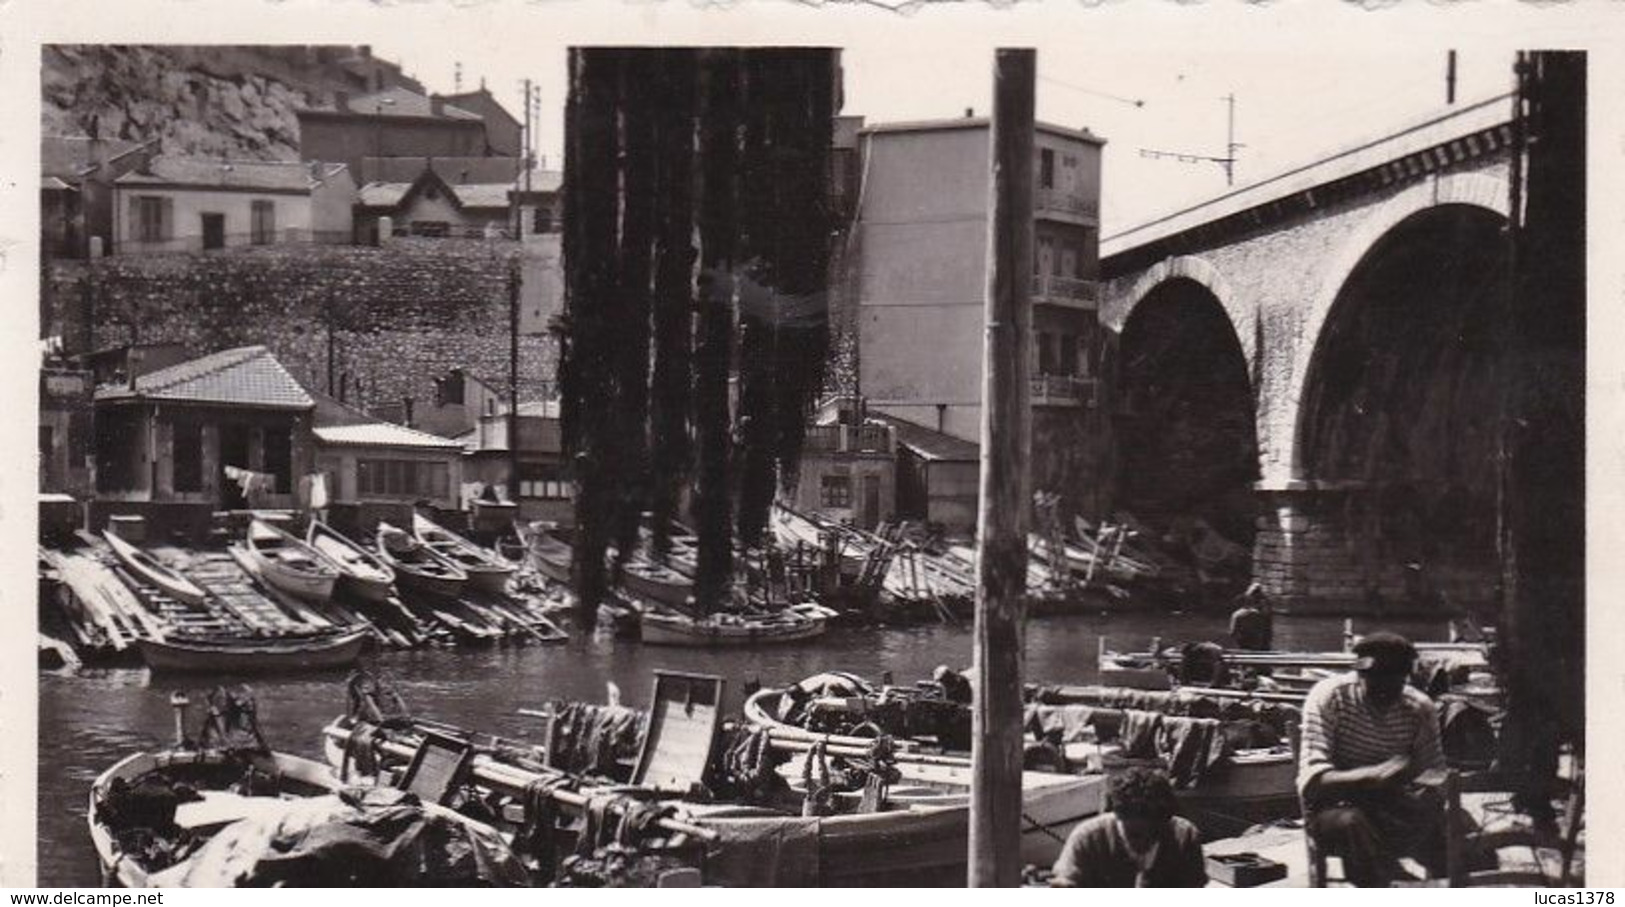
1228;582;1274;651
1299;631;1449;886
1050;767;1207;888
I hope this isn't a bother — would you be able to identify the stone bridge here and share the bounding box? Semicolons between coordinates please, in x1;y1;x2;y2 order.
1098;95;1518;612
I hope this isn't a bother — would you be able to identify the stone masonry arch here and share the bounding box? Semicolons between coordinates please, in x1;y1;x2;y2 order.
1276;171;1510;483
1113;254;1255;370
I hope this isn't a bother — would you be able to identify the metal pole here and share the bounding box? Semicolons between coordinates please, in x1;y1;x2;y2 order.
969;47;1034;888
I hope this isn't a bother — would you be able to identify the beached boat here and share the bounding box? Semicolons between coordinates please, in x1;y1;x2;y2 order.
376;521;468;600
102;530;208;606
514;519;572;584
639;605;827;647
135;629;369;674
244;519;339;603
306;521;395;603
90;694;524;887
413;513;515;594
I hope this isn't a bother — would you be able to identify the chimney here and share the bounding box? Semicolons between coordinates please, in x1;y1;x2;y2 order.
430;95;446;117
964;107;974;118
359;45;372;60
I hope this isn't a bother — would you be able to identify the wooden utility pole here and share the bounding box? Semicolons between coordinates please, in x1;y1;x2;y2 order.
969;47;1034;889
508;257;521;503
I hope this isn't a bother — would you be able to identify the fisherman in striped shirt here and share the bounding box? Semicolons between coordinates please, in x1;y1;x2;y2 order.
1298;631;1448;886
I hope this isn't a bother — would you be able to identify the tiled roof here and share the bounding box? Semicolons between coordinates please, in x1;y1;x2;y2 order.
41;176;75;191
95;345;314;410
341;87;482;121
360;156;522;185
41;135;146;180
868;412;979;462
454;183;514;209
116;156;347;192
315;422;462;450
358;181;413;207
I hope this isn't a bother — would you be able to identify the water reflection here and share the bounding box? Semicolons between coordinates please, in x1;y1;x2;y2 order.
38;613;1444;885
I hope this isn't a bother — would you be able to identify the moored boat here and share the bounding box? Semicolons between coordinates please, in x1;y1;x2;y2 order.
618;555;694;608
102;530;208;606
306;521;395;603
376;521;468;600
90;691;524;887
413;513;515;594
747;674;1303;840
135;629;369;674
245;519;339;603
639;605;827;647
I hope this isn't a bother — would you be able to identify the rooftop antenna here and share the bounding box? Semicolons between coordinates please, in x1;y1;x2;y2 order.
1137;93;1242;186
455;61;463;93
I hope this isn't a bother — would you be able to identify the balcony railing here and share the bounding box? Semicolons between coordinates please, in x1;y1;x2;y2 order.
1029;374;1098;408
1033;186;1099;221
804;423;893;455
1032;273;1100;309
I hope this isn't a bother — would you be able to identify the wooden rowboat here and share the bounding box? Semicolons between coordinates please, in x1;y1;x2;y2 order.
306;521;395;603
514;519;572;584
102;530;207;606
377;521;468;600
135;629;369;673
245;519;338;603
748;678;1301;841
91;712;523;886
639;605;827;647
618;555;694;608
413;513;515;594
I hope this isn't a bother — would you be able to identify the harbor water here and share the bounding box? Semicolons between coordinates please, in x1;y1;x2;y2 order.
38;611;1447;885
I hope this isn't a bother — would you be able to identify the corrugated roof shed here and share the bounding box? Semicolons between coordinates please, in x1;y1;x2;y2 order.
868;412;979;462
95;345;314;410
315;423;462;450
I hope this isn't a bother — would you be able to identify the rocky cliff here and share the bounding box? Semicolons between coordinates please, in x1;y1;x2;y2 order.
42;44;413;161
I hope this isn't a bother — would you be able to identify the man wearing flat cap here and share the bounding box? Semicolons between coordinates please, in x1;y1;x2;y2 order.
1298;631;1448;886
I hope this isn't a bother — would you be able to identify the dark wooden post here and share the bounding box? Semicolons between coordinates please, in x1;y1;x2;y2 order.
969;47;1034;888
508;257;522;503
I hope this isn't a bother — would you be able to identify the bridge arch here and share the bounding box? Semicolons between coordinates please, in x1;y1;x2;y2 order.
1115;268;1259;549
1280;171;1510;479
1279;172;1511;611
1115;255;1255;368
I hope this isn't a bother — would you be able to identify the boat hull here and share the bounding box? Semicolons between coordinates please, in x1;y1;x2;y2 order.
640;610;826;646
136;630;368;673
102;531;207;606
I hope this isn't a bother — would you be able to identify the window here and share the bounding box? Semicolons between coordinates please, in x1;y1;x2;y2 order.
820;474;852;508
532;206;553;234
519;463;572;500
68;411;91;467
173;421;203;493
39;425;53;466
1059;333;1078;375
133;196;172;242
1039;148;1055;189
262;427;292;494
251;200;276;245
1037;332;1054;374
358;459;451;500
